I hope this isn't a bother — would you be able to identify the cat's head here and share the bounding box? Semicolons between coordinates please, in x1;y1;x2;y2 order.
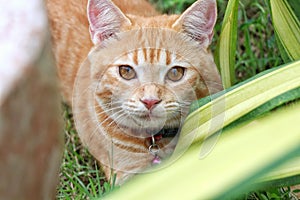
85;0;222;136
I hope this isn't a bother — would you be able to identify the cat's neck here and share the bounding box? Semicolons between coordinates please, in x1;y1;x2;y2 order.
114;123;178;140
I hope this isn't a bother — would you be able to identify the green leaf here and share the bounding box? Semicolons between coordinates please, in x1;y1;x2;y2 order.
215;0;239;88
176;60;300;149
270;0;300;60
104;101;300;200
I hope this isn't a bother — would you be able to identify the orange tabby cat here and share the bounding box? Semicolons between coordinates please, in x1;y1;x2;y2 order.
46;0;222;184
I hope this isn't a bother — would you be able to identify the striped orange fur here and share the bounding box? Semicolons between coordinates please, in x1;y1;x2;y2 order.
47;0;223;184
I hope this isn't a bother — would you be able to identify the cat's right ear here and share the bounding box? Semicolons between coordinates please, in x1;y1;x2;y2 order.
87;0;132;45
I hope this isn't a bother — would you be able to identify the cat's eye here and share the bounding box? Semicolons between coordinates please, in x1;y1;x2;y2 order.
119;65;136;80
167;66;185;82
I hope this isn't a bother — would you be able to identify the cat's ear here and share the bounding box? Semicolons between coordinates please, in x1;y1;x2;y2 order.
172;0;217;48
87;0;132;45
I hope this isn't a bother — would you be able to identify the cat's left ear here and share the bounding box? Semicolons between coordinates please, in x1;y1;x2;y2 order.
87;0;132;45
172;0;217;48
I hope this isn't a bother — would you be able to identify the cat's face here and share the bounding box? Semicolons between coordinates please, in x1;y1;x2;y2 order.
94;47;207;134
85;0;222;137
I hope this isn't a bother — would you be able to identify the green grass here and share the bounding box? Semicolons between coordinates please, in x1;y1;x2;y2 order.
56;0;298;199
56;105;105;199
234;0;283;83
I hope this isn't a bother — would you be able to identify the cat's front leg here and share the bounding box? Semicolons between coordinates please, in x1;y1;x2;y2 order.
101;151;154;185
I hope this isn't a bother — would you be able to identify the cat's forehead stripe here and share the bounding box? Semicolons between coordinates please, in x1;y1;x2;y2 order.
156;48;161;63
142;48;147;63
133;49;138;65
149;48;155;64
166;50;172;65
126;48;177;66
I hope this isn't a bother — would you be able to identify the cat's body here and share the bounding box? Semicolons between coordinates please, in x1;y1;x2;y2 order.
47;0;222;184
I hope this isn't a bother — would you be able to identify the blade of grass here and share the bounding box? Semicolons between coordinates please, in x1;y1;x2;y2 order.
63;172;93;199
215;0;239;88
270;0;300;60
239;2;256;73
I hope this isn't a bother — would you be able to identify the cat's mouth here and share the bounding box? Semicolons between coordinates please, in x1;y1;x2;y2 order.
139;113;163;120
132;115;165;126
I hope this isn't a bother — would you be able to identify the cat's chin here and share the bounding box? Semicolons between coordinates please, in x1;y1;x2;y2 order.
116;116;181;138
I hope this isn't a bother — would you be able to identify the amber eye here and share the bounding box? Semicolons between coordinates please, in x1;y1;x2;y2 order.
119;65;136;80
167;66;185;82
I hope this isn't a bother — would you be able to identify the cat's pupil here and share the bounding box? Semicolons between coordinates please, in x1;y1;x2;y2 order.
119;65;136;80
167;66;185;82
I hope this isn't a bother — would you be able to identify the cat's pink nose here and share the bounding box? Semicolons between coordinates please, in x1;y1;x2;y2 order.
140;99;161;110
